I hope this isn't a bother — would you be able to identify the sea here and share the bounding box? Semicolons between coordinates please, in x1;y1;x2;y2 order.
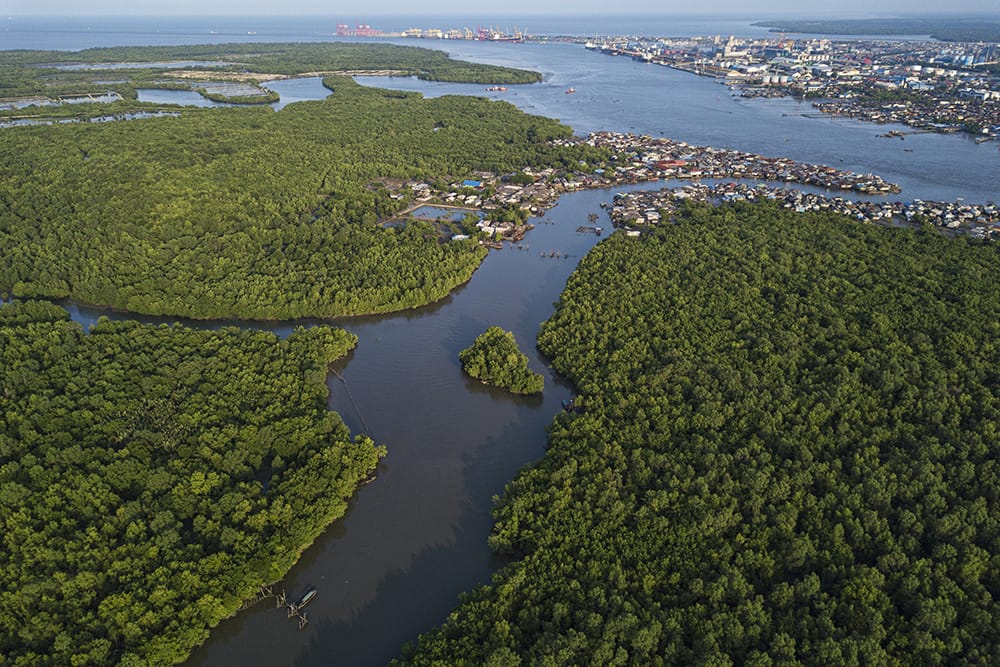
2;14;778;51
4;14;999;667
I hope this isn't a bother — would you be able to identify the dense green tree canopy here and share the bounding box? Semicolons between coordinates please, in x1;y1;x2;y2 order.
0;77;597;320
460;326;544;395
399;202;1000;665
0;302;382;665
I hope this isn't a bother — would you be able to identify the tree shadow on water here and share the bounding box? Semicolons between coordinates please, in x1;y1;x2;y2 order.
291;417;545;667
291;518;487;667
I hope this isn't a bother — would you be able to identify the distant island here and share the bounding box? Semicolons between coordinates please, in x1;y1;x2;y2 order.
460;326;544;395
754;17;1000;43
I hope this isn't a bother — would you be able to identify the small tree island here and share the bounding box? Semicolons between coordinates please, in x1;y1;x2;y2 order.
459;326;544;395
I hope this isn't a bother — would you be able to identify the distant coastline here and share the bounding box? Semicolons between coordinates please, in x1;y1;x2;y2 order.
753;17;1000;42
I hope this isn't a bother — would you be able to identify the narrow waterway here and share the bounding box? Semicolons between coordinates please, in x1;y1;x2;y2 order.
174;185;632;667
58;184;644;666
135;77;331;110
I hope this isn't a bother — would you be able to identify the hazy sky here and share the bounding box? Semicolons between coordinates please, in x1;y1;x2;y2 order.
6;1;998;16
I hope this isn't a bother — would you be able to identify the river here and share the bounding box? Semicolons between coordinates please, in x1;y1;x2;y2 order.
61;183;651;667
180;185;633;667
5;18;999;667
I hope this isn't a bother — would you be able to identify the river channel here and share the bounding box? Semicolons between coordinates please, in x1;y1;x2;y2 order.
136;77;332;111
171;184;628;667
57;182;652;667
21;34;998;667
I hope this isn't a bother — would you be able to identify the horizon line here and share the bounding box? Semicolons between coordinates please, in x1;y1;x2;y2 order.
9;11;1000;18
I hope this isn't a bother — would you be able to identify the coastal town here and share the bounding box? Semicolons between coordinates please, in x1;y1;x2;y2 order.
584;35;1000;139
386;131;995;242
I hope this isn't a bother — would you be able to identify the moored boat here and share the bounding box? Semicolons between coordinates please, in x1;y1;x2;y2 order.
295;587;317;609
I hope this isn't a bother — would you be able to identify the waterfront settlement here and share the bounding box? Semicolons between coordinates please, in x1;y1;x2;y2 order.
388;131;996;242
609;182;1000;241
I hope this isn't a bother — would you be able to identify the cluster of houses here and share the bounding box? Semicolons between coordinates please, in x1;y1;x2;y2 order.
812;93;1000;137
381;128;994;244
383;128;904;241
561;131;900;193
400;174;562;212
382;172;563;241
609;182;1000;241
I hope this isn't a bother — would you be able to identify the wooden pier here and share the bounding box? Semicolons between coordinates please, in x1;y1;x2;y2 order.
239;584;274;611
279;590;310;630
237;585;311;630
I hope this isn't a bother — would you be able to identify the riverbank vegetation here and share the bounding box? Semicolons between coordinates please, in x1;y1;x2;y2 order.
460;326;544;395
0;301;383;666
198;88;280;105
400;202;1000;664
0;76;600;319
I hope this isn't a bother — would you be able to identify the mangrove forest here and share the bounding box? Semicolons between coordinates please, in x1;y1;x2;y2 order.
459;326;544;395
0;73;599;320
0;301;383;665
400;202;1000;665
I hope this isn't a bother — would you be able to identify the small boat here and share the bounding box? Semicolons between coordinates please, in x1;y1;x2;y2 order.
295;587;317;609
565;87;575;94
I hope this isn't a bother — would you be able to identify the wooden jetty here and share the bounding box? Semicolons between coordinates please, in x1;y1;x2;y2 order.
239;584;274;611
237;584;312;630
284;588;316;630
